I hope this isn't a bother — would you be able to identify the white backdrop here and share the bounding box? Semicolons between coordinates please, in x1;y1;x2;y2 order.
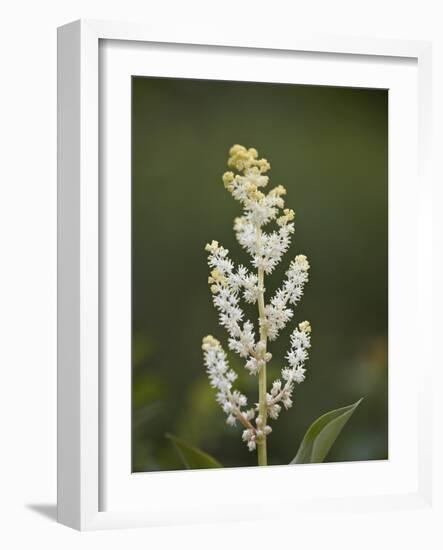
0;1;442;548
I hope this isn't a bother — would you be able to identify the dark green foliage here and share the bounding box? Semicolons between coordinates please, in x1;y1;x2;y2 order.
132;77;388;472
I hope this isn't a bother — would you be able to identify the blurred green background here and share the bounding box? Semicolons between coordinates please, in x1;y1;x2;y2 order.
132;77;388;472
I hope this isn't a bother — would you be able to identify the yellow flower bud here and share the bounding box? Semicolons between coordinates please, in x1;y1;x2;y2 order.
269;185;287;197
298;320;312;333
205;240;219;253
295;254;310;271
202;335;221;350
257;158;271;173
284;208;295;221
229;144;246;156
277;209;295;226
222;171;235;190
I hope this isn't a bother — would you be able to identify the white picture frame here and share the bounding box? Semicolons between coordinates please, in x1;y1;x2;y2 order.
57;19;435;531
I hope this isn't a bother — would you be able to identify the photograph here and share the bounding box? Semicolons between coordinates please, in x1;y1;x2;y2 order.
1;1;435;545
131;76;388;472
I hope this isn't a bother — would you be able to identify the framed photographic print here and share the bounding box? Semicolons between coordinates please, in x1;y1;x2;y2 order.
57;20;436;532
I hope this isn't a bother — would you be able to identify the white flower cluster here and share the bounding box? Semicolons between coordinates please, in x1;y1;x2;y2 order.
242;417;272;452
205;240;259;358
266;321;312;420
202;144;312;454
202;335;256;431
263;255;310;341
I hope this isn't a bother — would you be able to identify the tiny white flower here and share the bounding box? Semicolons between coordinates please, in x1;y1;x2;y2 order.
293;368;306;384
271;379;282;397
245;357;260;375
226;415;236;426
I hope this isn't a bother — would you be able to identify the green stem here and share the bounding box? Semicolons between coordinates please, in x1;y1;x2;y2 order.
257;352;267;466
257;230;268;466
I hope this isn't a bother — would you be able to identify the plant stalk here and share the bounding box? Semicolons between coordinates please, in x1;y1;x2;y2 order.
257;229;268;466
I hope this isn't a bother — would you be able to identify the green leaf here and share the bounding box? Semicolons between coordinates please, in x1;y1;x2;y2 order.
166;433;223;469
291;398;363;464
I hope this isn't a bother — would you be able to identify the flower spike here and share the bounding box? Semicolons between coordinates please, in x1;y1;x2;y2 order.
202;145;311;462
